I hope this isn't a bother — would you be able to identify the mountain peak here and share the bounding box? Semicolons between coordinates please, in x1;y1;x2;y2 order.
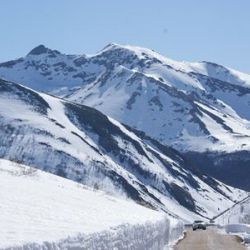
27;45;61;56
100;42;125;52
28;45;49;55
99;43;160;58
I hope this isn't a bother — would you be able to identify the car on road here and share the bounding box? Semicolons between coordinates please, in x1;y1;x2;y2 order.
192;220;206;231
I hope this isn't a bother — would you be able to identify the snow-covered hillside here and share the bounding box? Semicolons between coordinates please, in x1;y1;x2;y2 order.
216;196;250;225
1;44;250;153
0;159;184;250
0;78;246;221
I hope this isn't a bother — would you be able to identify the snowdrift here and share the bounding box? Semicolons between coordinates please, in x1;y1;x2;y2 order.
0;159;184;250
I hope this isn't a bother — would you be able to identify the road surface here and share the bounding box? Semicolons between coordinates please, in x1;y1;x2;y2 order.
174;228;246;250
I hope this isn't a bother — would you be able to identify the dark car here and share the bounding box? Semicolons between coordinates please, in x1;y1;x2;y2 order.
192;220;206;231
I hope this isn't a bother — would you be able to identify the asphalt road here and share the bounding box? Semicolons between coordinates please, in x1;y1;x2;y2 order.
174;228;247;250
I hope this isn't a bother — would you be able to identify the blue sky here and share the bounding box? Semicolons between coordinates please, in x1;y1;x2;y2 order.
1;0;250;73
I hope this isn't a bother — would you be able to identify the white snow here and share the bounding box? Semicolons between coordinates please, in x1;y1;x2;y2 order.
225;224;250;234
220;197;250;245
0;80;247;222
0;159;184;250
1;44;250;153
187;61;250;89
224;224;250;246
216;196;250;225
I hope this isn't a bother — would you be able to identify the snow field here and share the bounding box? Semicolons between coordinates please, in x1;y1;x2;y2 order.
0;159;184;250
1;80;246;222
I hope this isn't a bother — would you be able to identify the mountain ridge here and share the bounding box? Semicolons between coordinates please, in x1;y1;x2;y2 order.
1;43;250;191
0;78;246;221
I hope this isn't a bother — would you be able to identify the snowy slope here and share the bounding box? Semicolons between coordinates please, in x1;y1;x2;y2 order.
0;78;246;221
187;61;250;89
216;196;250;225
1;44;250;153
0;159;184;250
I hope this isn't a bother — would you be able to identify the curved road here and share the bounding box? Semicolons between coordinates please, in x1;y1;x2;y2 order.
174;228;246;250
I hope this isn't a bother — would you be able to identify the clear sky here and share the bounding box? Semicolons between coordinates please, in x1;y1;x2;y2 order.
1;0;250;73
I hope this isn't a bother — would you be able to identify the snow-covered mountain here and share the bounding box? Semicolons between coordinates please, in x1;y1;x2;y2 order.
1;44;250;190
0;159;184;249
1;44;250;153
0;78;246;221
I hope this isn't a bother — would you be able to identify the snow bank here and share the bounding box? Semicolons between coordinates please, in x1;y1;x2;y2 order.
0;159;184;250
9;220;184;250
167;220;185;249
225;224;250;245
225;224;250;234
4;221;169;250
